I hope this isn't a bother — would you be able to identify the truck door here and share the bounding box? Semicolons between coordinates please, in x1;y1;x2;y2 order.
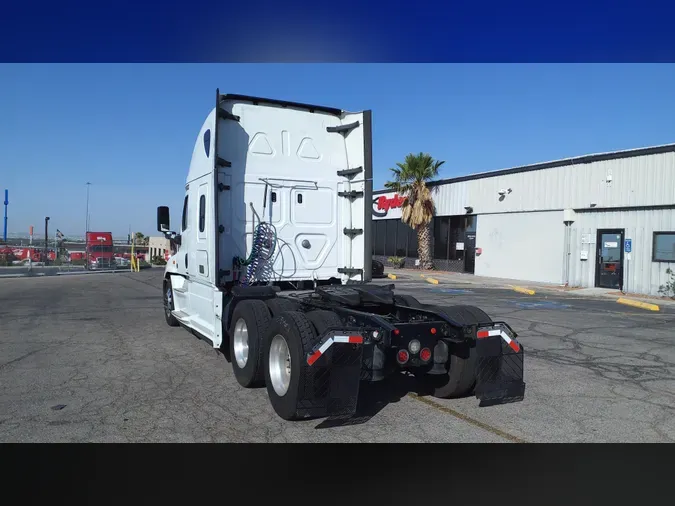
186;179;218;339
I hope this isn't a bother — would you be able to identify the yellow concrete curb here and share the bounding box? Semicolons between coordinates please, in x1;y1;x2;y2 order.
387;273;397;280
426;277;439;285
617;297;660;312
420;274;427;278
512;286;536;295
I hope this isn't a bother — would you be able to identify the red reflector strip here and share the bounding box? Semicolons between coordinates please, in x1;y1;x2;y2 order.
307;335;363;366
478;328;521;352
333;335;363;344
501;333;521;353
307;350;322;366
477;329;501;339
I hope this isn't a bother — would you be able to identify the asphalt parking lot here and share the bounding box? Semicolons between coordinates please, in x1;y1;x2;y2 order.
1;269;674;442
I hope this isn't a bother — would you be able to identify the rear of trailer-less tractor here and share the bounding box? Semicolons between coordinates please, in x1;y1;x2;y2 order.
157;91;525;421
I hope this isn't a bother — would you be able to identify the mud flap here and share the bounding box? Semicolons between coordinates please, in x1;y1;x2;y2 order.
475;325;526;407
297;333;364;418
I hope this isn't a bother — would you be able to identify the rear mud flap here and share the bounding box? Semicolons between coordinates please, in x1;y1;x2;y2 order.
298;338;364;418
475;330;525;407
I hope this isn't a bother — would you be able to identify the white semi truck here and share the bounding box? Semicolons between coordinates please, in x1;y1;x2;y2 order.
157;91;525;420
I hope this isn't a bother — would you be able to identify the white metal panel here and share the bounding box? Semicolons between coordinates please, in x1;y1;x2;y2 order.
462;151;675;214
474;211;565;284
432;181;469;216
568;208;675;295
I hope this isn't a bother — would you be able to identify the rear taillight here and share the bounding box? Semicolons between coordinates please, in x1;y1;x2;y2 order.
397;349;409;364
420;348;432;362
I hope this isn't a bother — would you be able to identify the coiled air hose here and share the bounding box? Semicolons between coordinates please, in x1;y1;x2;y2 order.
236;221;277;286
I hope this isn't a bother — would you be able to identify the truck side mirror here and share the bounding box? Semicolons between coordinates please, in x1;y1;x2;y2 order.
157;206;170;232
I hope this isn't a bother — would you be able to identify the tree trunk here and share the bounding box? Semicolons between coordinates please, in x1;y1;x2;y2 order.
416;223;434;270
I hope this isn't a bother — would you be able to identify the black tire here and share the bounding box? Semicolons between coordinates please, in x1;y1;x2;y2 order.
305;309;343;335
418;305;492;399
263;311;319;421
229;299;272;388
265;297;301;317
163;278;180;327
394;294;423;308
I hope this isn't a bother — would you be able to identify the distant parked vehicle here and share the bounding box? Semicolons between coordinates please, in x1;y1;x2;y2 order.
115;257;130;267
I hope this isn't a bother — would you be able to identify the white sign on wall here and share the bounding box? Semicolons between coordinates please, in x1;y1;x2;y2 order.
456;242;465;250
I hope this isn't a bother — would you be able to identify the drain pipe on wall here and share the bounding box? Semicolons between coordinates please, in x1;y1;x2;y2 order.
562;209;576;287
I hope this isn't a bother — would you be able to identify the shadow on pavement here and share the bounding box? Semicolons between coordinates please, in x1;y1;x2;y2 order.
314;372;442;429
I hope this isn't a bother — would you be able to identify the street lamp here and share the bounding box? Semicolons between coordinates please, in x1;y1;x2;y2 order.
85;182;92;233
44;216;50;264
85;182;91;267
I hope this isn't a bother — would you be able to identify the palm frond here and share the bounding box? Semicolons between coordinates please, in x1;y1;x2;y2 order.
383;152;444;230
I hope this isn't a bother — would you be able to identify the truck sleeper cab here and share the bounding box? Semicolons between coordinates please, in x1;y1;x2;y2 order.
157;91;525;421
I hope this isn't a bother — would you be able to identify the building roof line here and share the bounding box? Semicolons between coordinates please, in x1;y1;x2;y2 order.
374;142;675;195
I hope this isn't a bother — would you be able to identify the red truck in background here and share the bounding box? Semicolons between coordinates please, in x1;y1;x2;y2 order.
86;231;115;269
2;247;55;263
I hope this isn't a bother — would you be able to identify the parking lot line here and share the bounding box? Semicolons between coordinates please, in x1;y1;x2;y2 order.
616;297;660;312
408;393;527;443
511;286;536;295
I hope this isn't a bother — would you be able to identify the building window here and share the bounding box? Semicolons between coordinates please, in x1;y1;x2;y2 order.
372;219;417;258
199;195;206;232
181;195;189;231
653;232;675;262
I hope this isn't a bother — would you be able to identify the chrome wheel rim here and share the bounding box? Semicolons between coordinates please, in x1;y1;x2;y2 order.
165;287;173;315
233;318;249;369
269;334;291;397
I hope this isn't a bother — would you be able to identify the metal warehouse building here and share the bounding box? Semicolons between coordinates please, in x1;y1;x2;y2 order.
372;143;675;296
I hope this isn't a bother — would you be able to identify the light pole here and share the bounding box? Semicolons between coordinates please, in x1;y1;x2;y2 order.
3;189;8;244
85;182;91;233
85;182;91;268
44;216;50;264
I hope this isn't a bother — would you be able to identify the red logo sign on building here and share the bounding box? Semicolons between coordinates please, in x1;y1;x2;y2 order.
372;194;407;217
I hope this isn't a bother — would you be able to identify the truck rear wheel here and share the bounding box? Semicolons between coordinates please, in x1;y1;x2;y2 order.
263;311;319;420
229;299;272;388
306;309;342;335
265;297;300;317
418;305;492;399
163;279;179;327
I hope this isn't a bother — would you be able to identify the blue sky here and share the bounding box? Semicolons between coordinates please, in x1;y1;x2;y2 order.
2;64;675;238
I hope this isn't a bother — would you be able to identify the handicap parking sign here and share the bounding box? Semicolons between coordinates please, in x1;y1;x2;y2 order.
624;239;632;253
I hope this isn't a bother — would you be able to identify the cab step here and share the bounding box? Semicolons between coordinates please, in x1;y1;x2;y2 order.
171;310;191;322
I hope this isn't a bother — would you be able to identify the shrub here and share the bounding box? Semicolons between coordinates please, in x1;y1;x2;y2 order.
387;256;405;268
658;268;675;299
151;256;167;266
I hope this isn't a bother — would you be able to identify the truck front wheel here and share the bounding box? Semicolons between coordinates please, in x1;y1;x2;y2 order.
417;305;492;399
163;279;179;327
229;299;272;388
263;311;319;420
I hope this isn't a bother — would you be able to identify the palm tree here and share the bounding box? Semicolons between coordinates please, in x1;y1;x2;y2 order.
385;152;444;270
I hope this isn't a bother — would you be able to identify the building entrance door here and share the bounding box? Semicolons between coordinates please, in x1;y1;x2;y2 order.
595;229;624;290
464;231;476;274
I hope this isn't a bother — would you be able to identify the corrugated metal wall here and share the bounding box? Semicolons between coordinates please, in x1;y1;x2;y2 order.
432;151;675;216
475;211;565;284
373;150;675;294
568;208;675;295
